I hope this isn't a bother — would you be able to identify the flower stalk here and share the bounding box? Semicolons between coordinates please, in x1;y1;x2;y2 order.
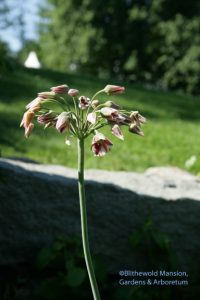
20;83;146;300
77;138;101;300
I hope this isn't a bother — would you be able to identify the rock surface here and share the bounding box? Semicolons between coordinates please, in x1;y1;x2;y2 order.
0;158;199;274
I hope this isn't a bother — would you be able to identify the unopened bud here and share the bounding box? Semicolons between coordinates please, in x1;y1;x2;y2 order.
51;84;69;94
103;85;125;96
38;91;56;99
91;99;99;108
105;101;121;110
68;89;79;97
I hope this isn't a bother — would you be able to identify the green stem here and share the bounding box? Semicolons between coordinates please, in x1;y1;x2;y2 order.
91;89;104;100
77;138;101;300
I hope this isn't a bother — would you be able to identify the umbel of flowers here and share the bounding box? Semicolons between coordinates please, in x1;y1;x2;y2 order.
20;84;146;153
20;84;146;300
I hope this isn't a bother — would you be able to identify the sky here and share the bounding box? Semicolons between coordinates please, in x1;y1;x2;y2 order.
0;0;42;51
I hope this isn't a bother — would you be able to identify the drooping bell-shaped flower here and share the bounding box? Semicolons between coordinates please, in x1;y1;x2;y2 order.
100;107;129;124
91;132;113;156
37;111;57;128
111;124;124;140
79;96;91;109
51;84;69;94
20;110;35;138
68;89;79;97
26;97;42;112
130;111;146;125
56;112;70;133
129;123;144;136
103;85;125;96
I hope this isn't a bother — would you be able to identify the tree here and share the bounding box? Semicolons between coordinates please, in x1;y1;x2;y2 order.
38;0;200;93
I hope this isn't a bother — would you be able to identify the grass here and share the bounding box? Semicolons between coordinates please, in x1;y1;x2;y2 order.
0;66;200;174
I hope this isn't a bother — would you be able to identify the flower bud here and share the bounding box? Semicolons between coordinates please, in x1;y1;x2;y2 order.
68;89;79;97
103;85;125;96
129;123;144;136
51;84;69;94
104;101;121;109
91;99;99;108
38;91;56;99
56;112;70;133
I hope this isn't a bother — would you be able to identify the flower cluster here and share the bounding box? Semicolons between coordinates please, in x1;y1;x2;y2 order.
20;84;146;156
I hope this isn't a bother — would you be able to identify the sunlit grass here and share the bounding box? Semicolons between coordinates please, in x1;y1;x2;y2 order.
0;67;200;174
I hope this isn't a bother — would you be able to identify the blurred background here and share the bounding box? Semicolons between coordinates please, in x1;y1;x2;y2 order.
0;0;200;173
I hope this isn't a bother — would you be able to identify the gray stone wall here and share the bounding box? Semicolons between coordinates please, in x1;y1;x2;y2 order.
0;158;199;275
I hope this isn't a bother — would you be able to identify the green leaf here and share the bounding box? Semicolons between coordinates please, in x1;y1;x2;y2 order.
129;231;142;248
65;267;86;287
35;247;57;271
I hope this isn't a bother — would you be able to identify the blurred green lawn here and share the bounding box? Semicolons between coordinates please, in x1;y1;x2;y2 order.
0;67;200;174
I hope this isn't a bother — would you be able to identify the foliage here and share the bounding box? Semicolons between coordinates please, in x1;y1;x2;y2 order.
129;219;177;269
148;14;200;94
0;41;9;71
113;219;178;300
0;0;11;30
0;41;17;73
0;222;197;299
38;0;200;94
